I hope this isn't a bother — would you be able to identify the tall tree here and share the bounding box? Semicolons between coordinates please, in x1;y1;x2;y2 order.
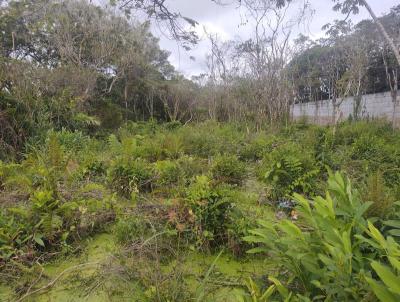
333;0;400;66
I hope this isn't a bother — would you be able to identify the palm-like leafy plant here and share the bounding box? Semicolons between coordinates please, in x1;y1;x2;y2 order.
244;172;373;300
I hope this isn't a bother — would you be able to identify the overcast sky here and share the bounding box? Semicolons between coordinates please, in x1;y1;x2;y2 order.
150;0;399;77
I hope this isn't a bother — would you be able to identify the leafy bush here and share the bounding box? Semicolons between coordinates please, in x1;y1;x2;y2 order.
108;159;154;197
362;222;400;302
225;206;254;256
210;154;246;185
107;134;137;164
154;160;181;186
259;141;320;201
178;122;242;158
350;134;390;167
163;120;182;130
79;160;107;181
239;136;272;161
160;133;184;159
363;171;395;219
177;155;208;182
0;187;115;266
52;129;91;153
244;172;373;301
114;216;147;244
312;127;338;169
381;201;400;238
264;155;319;200
136;138;164;162
186;175;235;249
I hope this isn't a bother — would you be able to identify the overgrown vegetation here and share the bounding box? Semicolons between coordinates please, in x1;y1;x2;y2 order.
2;0;400;301
0;120;399;301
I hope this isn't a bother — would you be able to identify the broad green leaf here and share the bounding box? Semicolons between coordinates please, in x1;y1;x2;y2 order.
383;220;400;229
371;261;400;294
278;220;304;240
268;277;289;298
33;234;45;247
366;277;398;302
243;235;268;244
246;247;269;254
261;285;276;300
368;221;387;248
388;229;400;237
341;230;352;254
355;234;381;250
388;257;400;272
293;193;312;215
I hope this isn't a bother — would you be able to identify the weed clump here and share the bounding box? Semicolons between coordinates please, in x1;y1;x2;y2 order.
108;159;154;197
211;154;246;185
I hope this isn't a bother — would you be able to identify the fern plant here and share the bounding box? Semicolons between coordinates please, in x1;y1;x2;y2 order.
363;171;395;219
264;156;319;200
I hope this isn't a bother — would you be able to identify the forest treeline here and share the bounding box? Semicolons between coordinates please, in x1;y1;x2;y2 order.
0;0;399;159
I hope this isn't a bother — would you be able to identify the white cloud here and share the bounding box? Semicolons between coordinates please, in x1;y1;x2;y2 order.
152;0;400;77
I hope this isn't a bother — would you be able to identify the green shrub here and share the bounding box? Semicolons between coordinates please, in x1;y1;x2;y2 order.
178;122;242;158
154;160;181;186
136;138;163;162
312;127;338;169
121;120;159;136
363;171;395;219
163;121;182;130
259;142;320;200
79;160;106;181
107;134;137;164
0;186;115;265
239;136;274;161
350;134;389;163
52;129;90;153
362;221;400;302
108;159;154;197
114;216;147;244
225;206;254;256
381;201;400;238
179;128;219;158
161;133;184;159
334;120;393;146
211;154;246;185
96;102;124;130
177;155;208;182
186;175;235;249
244;172;373;301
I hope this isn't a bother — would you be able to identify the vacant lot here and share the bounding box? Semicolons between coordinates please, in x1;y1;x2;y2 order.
1;120;400;301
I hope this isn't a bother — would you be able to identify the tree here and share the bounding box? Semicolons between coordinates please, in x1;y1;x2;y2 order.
0;0;178;157
333;0;400;66
159;77;196;122
110;0;199;49
289;7;400;127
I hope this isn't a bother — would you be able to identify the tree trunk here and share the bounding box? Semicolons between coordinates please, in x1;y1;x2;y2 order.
353;95;362;120
361;0;400;66
124;83;128;123
392;90;398;128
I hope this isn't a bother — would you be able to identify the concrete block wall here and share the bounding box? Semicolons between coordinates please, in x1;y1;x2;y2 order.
292;91;400;126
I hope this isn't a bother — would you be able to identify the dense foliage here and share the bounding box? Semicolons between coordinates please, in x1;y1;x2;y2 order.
2;0;398;160
1;0;400;301
0;120;399;301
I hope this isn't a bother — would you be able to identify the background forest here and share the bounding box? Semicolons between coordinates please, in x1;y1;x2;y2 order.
1;0;399;160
